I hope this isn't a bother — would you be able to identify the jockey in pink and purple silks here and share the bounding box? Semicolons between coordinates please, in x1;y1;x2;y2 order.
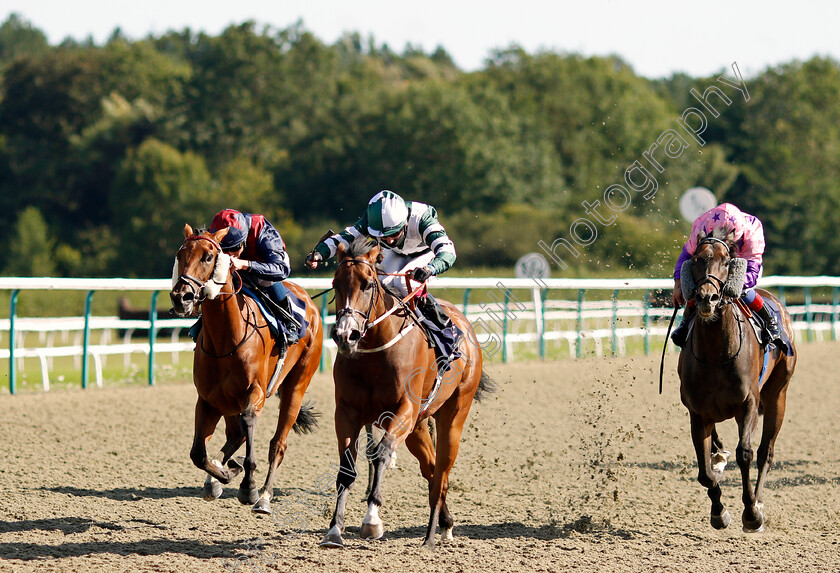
671;202;782;347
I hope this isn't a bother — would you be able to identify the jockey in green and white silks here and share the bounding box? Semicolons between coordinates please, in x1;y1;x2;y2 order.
308;190;457;298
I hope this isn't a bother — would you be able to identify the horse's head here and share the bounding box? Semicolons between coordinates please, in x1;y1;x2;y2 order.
170;224;232;317
331;238;383;355
684;227;745;320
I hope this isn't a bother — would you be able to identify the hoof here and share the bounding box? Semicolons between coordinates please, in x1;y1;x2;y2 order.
320;526;344;548
252;497;271;515
238;488;260;505
710;509;732;530
421;538;436;551
202;477;223;500
441;527;454;543
227;456;245;477
711;450;731;474
743;508;765;533
360;522;384;540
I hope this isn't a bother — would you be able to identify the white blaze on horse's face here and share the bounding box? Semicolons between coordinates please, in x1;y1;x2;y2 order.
694;243;730;320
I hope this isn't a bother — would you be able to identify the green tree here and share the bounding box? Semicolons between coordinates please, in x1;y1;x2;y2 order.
111;138;213;277
3;206;56;276
0;14;49;67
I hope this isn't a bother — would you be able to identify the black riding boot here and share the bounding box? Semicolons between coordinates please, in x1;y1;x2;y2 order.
671;304;695;348
755;303;782;344
265;282;300;346
416;293;451;331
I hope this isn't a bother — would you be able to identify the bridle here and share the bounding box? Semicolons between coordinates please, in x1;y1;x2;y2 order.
334;257;426;346
691;237;732;300
688;236;744;365
174;235;239;305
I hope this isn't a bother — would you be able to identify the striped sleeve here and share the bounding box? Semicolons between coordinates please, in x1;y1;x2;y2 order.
418;206;456;275
314;214;367;259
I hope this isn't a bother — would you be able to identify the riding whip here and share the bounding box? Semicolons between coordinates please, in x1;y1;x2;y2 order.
659;305;680;395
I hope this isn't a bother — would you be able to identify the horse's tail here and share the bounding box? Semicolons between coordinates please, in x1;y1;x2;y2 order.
473;371;496;403
292;400;320;435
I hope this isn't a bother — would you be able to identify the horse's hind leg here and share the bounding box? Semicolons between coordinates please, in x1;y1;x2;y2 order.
755;370;791;511
689;412;730;529
423;399;472;550
710;427;731;474
204;415;246;500
236;405;261;505
254;361;313;514
736;396;764;532
405;420;455;543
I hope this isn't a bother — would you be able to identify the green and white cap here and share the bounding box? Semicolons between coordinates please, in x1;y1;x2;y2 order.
366;190;408;237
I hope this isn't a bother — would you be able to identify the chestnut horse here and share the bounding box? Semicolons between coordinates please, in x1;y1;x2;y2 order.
170;225;323;514
320;239;491;550
678;229;796;532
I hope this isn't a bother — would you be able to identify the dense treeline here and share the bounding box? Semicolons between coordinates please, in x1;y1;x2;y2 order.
0;14;838;278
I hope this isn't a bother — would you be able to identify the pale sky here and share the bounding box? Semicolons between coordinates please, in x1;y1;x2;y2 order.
2;0;839;78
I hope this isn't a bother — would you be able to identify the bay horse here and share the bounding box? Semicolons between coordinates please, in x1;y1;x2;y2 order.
169;224;323;514
678;228;796;532
320;239;491;550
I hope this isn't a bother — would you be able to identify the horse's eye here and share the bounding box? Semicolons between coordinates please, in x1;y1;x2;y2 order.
202;253;214;263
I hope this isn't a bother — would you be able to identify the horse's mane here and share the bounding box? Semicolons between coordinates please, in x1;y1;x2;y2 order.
346;236;378;258
702;226;737;256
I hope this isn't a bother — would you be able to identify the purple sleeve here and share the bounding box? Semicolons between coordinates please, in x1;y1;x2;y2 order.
744;260;761;289
673;245;691;279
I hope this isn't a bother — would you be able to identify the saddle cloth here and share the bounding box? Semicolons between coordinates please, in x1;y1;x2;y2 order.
240;286;309;343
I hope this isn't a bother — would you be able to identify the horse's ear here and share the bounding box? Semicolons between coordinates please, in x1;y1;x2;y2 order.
183;224;194;238
211;227;230;244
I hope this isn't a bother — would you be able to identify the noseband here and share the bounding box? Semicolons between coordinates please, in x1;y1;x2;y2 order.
174;235;224;304
693;237;732;299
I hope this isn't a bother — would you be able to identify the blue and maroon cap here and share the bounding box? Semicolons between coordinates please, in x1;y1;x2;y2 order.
209;209;247;250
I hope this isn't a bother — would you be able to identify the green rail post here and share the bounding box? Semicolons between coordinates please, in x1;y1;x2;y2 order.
9;289;19;395
805;287;813;342
82;290;94;389
501;289;510;363
832;286;839;341
320;294;328;372
778;286;786;306
148;291;159;385
643;291;650;356
539;289;548;359
611;289;619;356
576;289;584;358
462;289;471;317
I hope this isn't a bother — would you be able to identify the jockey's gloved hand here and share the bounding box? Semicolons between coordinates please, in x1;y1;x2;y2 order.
305;251;323;269
412;266;434;283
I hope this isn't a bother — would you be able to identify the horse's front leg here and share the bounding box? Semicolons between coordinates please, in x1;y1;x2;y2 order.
689;412;730;529
361;401;414;541
321;413;362;548
237;405;261;505
191;398;239;486
737;397;764;532
203;415;246;500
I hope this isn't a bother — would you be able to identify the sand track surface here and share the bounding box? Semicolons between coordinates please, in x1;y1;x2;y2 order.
1;343;839;572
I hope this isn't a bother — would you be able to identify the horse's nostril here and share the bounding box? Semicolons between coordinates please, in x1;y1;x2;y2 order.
183;292;194;302
348;330;361;342
710;294;720;302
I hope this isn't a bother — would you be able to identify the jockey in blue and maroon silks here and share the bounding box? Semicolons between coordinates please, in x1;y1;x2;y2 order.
671;202;782;347
209;209;299;345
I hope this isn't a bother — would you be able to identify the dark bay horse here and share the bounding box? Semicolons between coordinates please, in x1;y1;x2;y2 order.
170;225;323;514
678;229;796;532
320;239;491;550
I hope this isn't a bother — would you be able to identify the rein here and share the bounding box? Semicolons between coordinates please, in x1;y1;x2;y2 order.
335;257;427;352
687;300;745;367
